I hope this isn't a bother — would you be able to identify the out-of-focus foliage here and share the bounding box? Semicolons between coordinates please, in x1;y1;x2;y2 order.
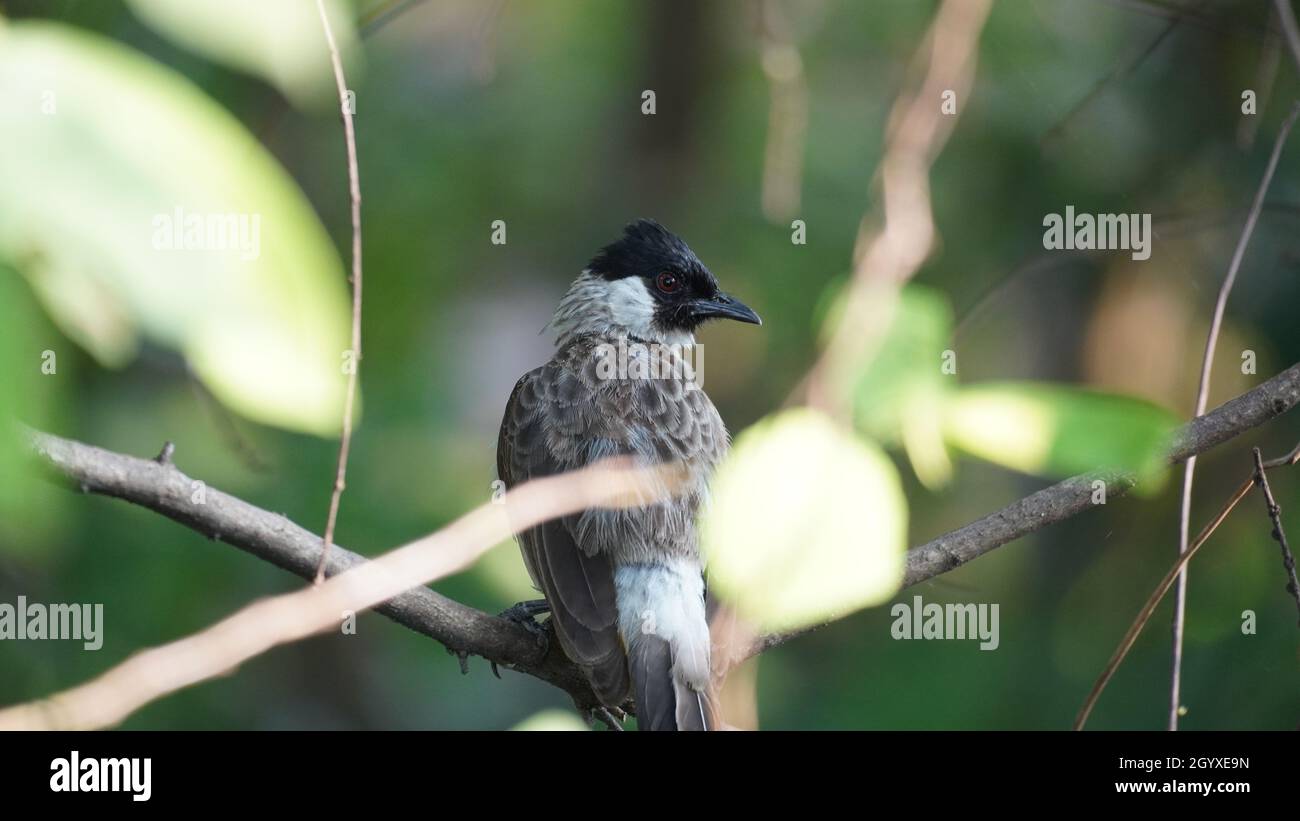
848;285;954;487
848;286;953;442
704;408;906;632
0;267;66;549
510;709;589;731
1;0;1297;730
0;20;352;435
125;0;358;108
943;382;1177;479
841;283;1179;485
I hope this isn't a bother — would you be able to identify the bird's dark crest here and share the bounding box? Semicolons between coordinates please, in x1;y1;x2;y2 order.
587;219;717;290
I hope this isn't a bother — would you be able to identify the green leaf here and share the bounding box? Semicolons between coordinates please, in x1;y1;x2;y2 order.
847;284;955;487
0;269;68;550
510;709;590;731
942;382;1178;478
125;0;359;109
703;409;908;633
0;21;352;436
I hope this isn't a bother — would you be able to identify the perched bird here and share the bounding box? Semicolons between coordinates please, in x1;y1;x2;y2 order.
496;219;761;730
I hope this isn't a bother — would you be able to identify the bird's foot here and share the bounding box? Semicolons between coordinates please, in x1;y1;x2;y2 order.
490;599;551;679
586;705;627;731
498;599;551;641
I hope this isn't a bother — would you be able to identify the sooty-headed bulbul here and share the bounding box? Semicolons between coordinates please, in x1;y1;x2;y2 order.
496;219;761;731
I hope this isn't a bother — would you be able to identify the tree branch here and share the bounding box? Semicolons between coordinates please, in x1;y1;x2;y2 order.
903;361;1300;584
742;360;1300;662
26;430;596;708
23;361;1300;709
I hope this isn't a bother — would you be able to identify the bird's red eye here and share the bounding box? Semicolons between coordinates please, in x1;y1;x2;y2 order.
656;272;680;293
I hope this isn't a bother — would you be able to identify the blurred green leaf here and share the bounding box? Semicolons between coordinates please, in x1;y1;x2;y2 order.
510;709;589;731
0;21;352;436
125;0;358;109
898;379;952;489
942;382;1178;478
849;286;954;438
703;409;907;633
0;269;67;550
846;284;955;486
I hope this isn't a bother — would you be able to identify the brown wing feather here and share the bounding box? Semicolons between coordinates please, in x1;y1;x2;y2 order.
497;367;631;706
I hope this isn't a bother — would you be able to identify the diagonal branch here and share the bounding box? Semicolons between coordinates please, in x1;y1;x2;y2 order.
19;360;1300;712
4;445;683;729
25;430;598;707
742;360;1300;662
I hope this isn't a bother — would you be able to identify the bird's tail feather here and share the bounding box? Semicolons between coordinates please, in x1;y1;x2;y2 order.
617;560;718;731
673;676;718;731
628;634;718;731
630;634;677;731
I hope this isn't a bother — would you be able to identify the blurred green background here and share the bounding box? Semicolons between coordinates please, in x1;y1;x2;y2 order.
1;0;1298;729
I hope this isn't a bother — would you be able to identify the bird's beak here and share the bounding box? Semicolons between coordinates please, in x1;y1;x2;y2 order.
691;292;762;326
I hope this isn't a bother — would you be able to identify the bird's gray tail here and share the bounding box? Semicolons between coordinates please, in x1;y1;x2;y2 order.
628;634;719;730
616;560;719;731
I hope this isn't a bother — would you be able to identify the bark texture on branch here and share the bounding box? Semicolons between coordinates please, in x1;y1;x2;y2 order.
24;361;1300;706
28;431;594;705
902;361;1300;588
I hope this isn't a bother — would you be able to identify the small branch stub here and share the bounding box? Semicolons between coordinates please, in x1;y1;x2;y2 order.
154;441;175;466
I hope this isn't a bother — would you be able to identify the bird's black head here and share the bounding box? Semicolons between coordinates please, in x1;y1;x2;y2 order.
586;219;762;335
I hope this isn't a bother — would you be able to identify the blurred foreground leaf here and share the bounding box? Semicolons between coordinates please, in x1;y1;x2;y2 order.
510;709;589;731
819;282;956;487
0;22;352;436
0;270;66;549
126;0;358;109
703;409;907;633
849;286;953;441
942;383;1178;479
849;285;955;487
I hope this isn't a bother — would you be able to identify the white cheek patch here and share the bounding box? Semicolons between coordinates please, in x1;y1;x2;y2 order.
604;277;695;347
551;271;695;346
604;277;659;339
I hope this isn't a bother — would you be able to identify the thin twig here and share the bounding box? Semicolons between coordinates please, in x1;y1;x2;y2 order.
1274;0;1300;74
1075;475;1255;731
1102;0;1271;38
1168;99;1300;730
315;0;365;585
1251;448;1300;624
1238;8;1280;151
1262;440;1300;468
757;0;810;223
1078;441;1300;729
953;201;1300;341
801;0;993;416
187;368;271;473
1041;2;1194;151
360;0;428;38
